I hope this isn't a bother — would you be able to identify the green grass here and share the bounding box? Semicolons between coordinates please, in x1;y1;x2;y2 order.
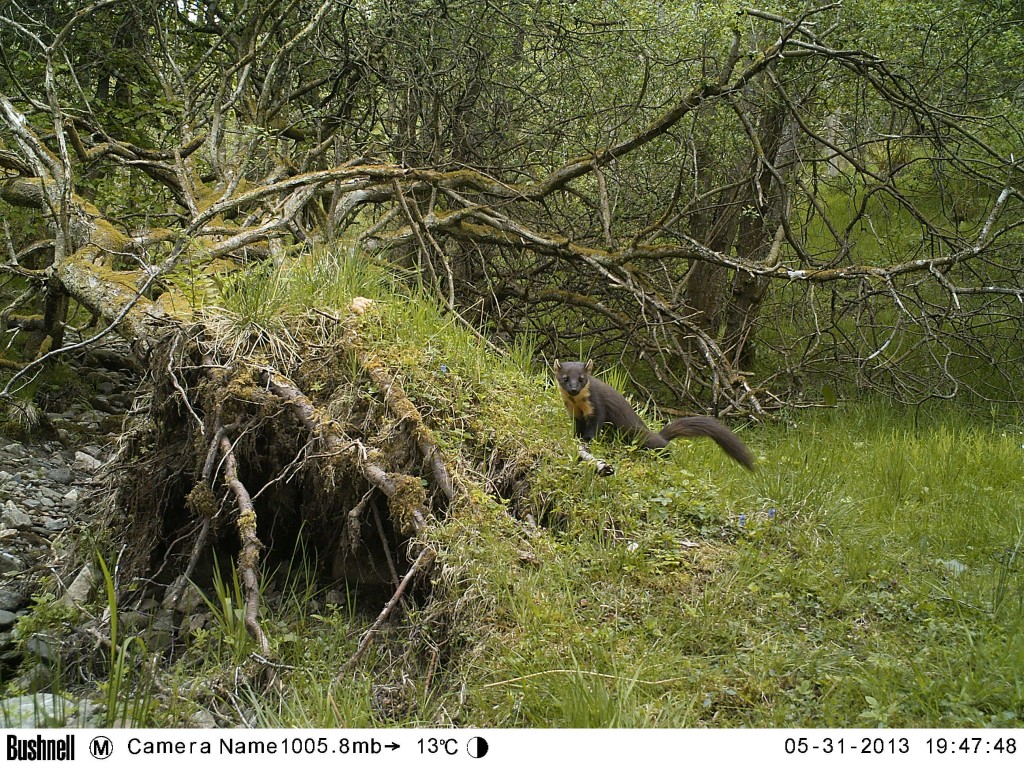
339;268;1024;727
8;247;1022;728
460;400;1024;727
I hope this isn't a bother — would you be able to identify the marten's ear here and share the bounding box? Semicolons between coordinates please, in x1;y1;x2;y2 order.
553;359;561;375
585;359;594;374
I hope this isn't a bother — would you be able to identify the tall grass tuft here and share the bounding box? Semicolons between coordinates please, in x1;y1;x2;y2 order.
96;555;157;727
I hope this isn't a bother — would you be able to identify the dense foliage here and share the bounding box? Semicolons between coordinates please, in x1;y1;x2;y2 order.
2;0;1022;409
1;0;1022;730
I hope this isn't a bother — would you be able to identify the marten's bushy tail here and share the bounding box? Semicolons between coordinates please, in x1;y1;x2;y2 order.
658;416;755;470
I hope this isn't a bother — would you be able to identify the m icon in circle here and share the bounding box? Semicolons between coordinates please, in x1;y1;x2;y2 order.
89;736;113;760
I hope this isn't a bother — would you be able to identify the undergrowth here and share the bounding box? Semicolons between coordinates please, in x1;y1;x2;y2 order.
6;247;1022;728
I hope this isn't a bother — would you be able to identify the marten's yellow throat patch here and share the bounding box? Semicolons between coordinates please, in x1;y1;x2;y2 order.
559;382;594;419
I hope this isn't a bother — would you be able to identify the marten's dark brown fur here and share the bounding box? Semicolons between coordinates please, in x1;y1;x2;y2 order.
553;360;754;470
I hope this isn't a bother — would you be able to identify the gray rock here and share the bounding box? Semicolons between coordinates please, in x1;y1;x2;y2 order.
45;466;73;484
0;610;16;629
73;451;102;471
64;699;103;728
11;662;52;692
0;551;25;574
119;611;174;652
165;582;206;615
0;589;25;611
2;501;32;529
61;566;95;607
25;634;58;662
188;708;219;728
0;694;76;728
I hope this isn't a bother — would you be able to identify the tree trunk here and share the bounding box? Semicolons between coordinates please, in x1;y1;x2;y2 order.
721;96;790;371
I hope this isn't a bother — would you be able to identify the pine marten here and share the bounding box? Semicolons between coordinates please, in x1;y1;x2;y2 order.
553;360;755;470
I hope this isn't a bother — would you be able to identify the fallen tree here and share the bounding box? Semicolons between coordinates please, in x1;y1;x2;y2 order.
2;0;1023;668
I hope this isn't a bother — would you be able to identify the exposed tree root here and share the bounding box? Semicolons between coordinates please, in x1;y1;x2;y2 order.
89;295;489;670
161;421;224;612
33;282;533;705
318;304;460;505
262;369;433;535
218;431;269;654
341;546;436;674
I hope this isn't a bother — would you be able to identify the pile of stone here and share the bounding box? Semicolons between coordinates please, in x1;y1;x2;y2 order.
0;349;138;723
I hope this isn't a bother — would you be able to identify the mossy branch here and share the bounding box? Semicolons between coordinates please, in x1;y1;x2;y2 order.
218;431;269;655
262;369;431;535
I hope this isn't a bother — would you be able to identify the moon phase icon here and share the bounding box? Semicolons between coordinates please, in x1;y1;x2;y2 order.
467;737;489;758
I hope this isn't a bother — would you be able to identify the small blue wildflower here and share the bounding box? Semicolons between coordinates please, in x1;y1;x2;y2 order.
439;364;449;374
738;513;746;527
768;508;777;519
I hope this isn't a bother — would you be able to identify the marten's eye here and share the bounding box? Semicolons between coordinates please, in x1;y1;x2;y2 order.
561;376;568;383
